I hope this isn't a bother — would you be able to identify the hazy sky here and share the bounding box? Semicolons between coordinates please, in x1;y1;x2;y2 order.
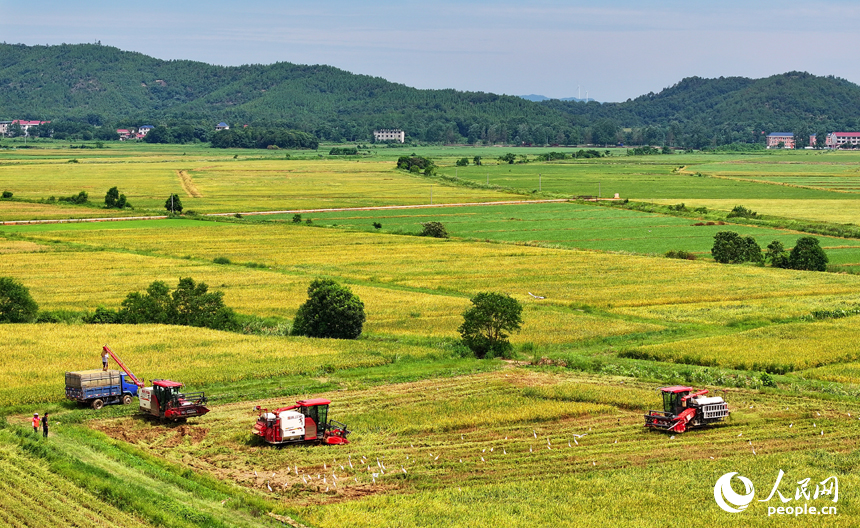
3;1;859;102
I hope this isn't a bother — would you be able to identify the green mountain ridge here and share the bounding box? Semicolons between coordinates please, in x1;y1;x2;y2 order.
2;43;860;146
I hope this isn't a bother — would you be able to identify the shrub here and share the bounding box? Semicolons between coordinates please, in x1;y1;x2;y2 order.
788;236;828;271
0;277;39;323
59;191;88;204
213;257;231;265
292;214;302;223
420;221;449;238
1;191;12;199
291;279;365;339
329;147;358;155
458;292;523;359
372;222;382;229
396;156;436;175
726;205;757;219
665;250;696;260
456;157;469;166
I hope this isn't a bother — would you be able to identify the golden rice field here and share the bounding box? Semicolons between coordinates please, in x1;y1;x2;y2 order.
85;369;860;527
0;157;521;217
634;317;860;373
11;220;860;316
650;198;860;225
0;324;429;407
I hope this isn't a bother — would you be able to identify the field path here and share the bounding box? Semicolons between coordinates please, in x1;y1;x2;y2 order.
1;199;577;225
178;170;203;197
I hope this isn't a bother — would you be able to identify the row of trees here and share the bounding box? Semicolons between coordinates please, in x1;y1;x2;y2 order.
711;232;829;271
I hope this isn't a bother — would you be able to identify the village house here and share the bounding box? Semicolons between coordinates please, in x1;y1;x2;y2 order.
766;132;794;149
215;122;230;131
116;129;132;140
373;129;405;143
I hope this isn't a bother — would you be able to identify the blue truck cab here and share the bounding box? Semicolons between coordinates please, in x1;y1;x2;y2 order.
65;369;140;410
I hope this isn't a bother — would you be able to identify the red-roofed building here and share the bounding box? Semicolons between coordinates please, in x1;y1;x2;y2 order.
1;120;50;136
826;132;860;149
117;129;131;140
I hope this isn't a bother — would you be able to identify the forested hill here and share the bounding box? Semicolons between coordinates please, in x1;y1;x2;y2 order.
0;43;569;143
2;43;860;147
542;72;860;146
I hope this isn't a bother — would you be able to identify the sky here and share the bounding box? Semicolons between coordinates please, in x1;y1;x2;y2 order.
2;0;860;102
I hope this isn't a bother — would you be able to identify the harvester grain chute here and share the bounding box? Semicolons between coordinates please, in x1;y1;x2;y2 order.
252;398;350;445
644;386;729;433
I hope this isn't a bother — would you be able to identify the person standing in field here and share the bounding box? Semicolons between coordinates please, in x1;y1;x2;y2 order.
102;349;109;371
32;413;39;433
41;413;48;438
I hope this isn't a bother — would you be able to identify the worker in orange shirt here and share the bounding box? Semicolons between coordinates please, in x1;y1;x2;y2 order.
32;413;39;433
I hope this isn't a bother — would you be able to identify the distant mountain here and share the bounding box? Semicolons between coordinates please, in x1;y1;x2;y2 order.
2;43;860;147
519;94;586;102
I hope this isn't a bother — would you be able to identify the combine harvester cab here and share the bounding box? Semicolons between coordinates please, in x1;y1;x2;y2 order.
253;398;350;446
139;379;209;421
644;386;729;433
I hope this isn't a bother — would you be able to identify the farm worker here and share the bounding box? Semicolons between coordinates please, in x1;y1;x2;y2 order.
32;413;39;433
41;413;49;438
102;349;109;371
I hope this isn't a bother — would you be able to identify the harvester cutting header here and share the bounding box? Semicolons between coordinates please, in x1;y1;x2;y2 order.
253;398;350;445
644;386;729;433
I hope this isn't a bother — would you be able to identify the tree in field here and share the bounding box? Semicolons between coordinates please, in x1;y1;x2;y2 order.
498;152;516;164
741;236;763;264
104;186;129;209
816;132;827;150
459;292;523;359
788;236;828;271
118;278;237;330
291;279;365;339
473;155;482;166
165;194;183;214
456;157;469;166
766;240;790;268
420;221;448;238
0;277;39;323
712;231;747;264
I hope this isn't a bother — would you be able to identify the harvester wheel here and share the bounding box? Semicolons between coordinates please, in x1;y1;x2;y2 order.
122;395;133;405
91;399;105;410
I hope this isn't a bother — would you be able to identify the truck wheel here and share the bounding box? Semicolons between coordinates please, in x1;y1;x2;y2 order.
91;399;105;410
122;395;133;405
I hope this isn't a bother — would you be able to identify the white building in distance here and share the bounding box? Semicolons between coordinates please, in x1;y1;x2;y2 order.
374;129;405;143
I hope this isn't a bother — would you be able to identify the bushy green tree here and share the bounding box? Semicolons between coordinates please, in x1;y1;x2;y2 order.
766;240;790;268
104;186;128;209
711;231;746;264
420;221;448;238
0;277;39;323
165;193;183;213
456;157;469;166
788;237;828;271
291;279;365;339
459;292;523;359
118;278;237;330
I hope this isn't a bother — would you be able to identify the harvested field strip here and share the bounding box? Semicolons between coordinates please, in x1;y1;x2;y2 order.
178;170;203;197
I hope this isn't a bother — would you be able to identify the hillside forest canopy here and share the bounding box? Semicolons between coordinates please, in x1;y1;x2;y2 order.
2;44;860;148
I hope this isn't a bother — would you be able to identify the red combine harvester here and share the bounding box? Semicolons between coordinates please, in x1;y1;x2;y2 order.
139;379;209;421
644;386;729;433
252;398;350;445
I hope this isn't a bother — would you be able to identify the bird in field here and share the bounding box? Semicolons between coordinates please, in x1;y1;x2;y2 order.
402;467;407;474
254;471;258;476
267;482;273;492
528;292;545;299
533;430;537;438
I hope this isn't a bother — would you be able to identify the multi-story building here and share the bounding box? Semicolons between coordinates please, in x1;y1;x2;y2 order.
825;132;860;149
373;129;405;143
766;132;794;149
